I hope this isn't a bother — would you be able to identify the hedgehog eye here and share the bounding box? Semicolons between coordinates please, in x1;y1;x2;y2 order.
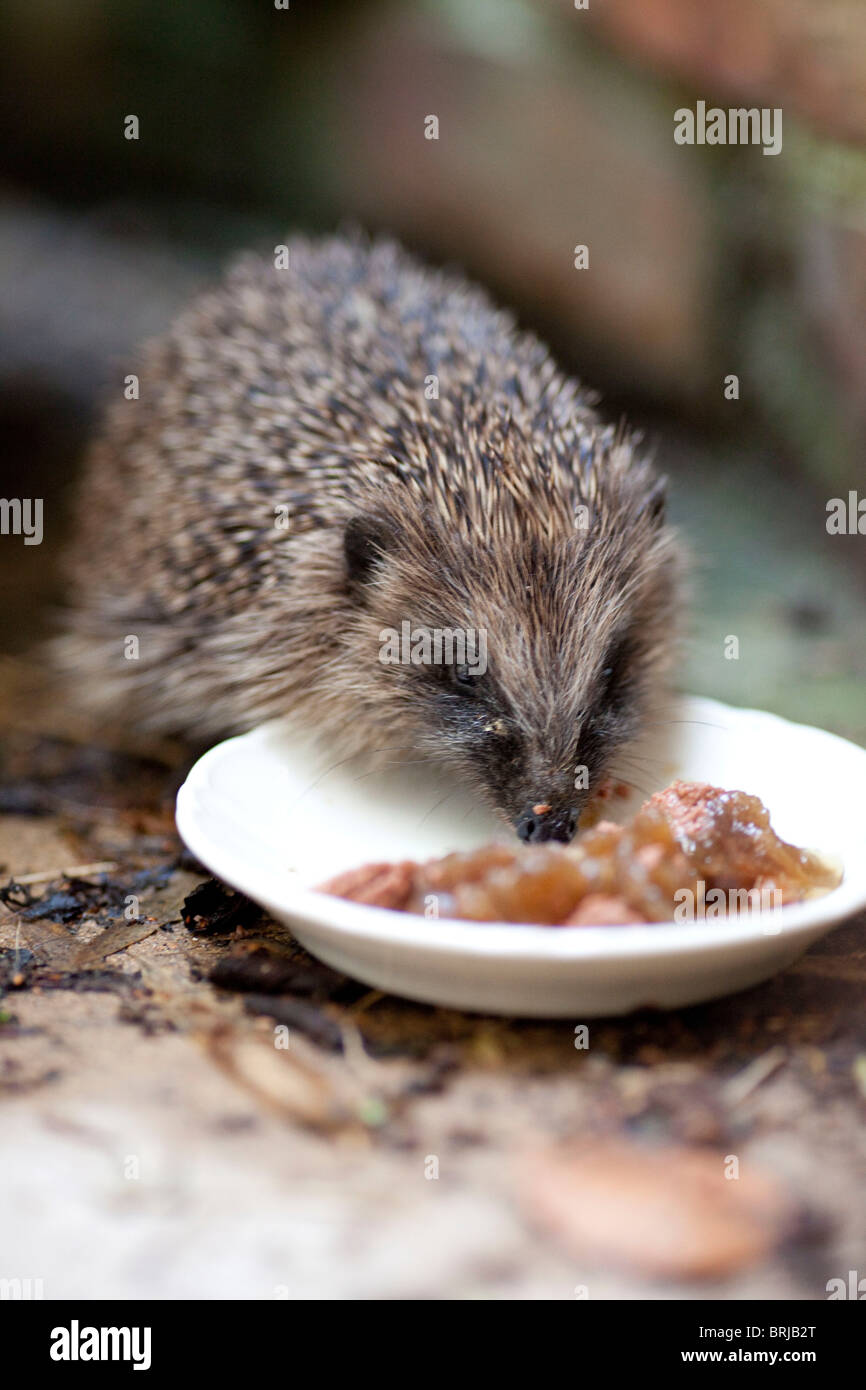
599;633;634;706
343;514;395;594
452;664;481;696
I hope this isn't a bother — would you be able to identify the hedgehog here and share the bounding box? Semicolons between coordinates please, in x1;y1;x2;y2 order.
56;233;683;843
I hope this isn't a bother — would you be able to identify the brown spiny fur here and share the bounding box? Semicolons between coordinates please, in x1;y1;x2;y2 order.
56;233;683;840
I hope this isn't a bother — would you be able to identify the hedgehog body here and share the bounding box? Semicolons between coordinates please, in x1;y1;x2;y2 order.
59;234;681;841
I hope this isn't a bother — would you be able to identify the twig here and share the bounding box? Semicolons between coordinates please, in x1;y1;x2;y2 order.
723;1046;787;1107
348;988;385;1017
5;861;119;887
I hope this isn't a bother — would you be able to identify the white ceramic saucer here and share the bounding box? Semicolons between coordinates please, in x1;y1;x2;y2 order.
175;697;865;1017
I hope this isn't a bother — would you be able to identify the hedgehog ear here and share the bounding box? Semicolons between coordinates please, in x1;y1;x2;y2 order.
344;514;394;593
639;476;667;526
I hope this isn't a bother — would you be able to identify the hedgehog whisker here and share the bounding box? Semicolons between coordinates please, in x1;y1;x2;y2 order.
638;719;726;730
417;787;464;826
351;757;439;783
613;756;667;780
613;751;667;772
288;745;423;809
603;775;653;799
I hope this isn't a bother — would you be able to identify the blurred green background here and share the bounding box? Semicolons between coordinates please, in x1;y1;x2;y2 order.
1;0;864;737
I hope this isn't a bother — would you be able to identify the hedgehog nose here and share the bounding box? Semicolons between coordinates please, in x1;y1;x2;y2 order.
516;804;579;844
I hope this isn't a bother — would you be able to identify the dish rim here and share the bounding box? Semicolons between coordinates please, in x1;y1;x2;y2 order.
175;696;865;963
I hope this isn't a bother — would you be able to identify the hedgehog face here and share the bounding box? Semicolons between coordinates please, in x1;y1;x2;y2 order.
341;502;680;843
406;611;656;844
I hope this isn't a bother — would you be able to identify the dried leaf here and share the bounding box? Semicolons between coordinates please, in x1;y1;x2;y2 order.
204;1024;358;1133
519;1141;799;1279
71;917;159;968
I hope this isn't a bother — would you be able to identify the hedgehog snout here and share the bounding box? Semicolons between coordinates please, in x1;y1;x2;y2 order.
515;803;579;845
